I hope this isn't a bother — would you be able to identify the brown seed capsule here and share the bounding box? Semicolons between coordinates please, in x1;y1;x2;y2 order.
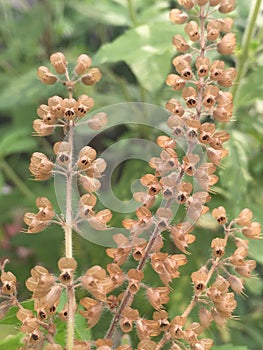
210;60;225;81
203;85;219;108
74;54;92;75
199;307;212;328
33;119;55;136
197;0;209;4
169;9;188;24
173;54;193;80
63;98;77;120
227;274;244;294
166;74;186;90
182;87;197;108
207;20;222;41
196;56;210;77
242;222;261;239
77;146;97;170
48;95;64;118
81;67;102;85
211;237;226;257
1;271;17;295
212;206;227;225
218;67;237;87
87;112;108;130
166;99;185;116
210;0;221;5
75;95;95;117
172;35;190;53
53;141;71;166
219;0;236;13
37;66;57;85
235;208;253;226
50;52;67;74
185;21;200;41
217;33;236;55
178;0;195;10
219;18;234;32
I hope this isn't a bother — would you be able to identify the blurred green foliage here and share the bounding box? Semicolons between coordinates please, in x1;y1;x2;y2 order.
0;0;262;349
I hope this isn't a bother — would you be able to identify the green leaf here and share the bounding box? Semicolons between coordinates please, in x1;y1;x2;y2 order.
0;129;36;158
213;346;249;350
236;66;263;108
75;312;91;341
219;130;252;210
69;0;132;26
0;333;24;350
93;21;183;91
0;300;33;326
248;239;263;264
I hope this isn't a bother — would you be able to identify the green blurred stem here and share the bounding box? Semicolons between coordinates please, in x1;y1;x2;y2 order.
127;0;137;26
0;159;34;199
232;0;262;103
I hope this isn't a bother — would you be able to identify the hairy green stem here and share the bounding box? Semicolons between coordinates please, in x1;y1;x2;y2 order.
65;120;75;350
0;159;35;199
232;0;262;103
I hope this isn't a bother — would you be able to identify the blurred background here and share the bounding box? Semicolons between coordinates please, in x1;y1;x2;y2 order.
0;0;262;348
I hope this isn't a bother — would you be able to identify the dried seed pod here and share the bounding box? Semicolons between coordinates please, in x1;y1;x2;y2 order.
58;257;77;285
37;104;58;125
166;74;186;90
178;0;195;10
169;9;188;24
79;297;103;328
210;60;225;81
146;287;170;310
127;269;144;294
172;35;190;53
87;112;108;130
235;208;253;226
75;94;94;117
212;206;227;224
166;99;185;117
203;85;219;107
196;56;210;77
217;33;236;55
210;0;221;5
50;52;67;74
211;238;226;257
219;17;234;32
1;271;16;295
77;146;97;170
74;54;92;75
227;274;244;294
78;193;97;217
199;307;212;328
37;66;57;85
242;222;261;239
63;98;77;120
48;95;64;118
197;0;209;4
219;0;236;13
81;67;102;85
218;67;237;87
185;21;200;42
29;152;54;180
33;119;55;136
44;344;63;350
35;196;55;221
53;141;71;166
182;87;197;108
207;20;222;41
191;267;208;294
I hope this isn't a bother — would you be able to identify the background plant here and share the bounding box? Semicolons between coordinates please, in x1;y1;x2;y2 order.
0;0;262;349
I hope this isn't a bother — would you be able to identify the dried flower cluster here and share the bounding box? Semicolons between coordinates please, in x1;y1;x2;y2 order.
0;1;261;350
